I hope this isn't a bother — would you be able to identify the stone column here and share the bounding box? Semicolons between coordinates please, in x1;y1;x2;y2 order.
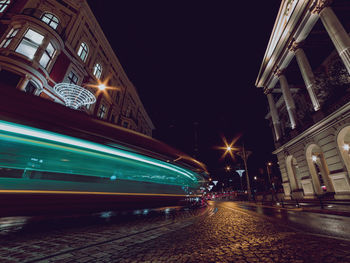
290;42;320;111
313;1;350;75
266;91;281;141
276;71;297;129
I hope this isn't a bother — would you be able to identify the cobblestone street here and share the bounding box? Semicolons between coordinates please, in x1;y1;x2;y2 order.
1;201;350;262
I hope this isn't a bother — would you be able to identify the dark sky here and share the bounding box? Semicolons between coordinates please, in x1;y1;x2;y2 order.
87;1;282;179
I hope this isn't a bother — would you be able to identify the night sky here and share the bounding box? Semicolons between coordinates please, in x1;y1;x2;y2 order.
87;1;282;180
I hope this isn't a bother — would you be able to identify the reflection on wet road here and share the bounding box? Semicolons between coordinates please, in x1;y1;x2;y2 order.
0;206;184;238
230;202;350;240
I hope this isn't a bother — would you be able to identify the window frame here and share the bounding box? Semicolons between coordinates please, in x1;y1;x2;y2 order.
0;27;19;48
15;28;44;60
67;71;79;85
98;104;107;119
0;0;10;13
93;63;102;79
39;41;56;69
77;42;89;62
41;12;59;30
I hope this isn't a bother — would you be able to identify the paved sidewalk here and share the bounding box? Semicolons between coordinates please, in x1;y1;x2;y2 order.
238;200;350;217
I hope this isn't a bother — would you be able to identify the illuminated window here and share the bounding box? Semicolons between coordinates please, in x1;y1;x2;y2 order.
67;71;78;84
41;13;59;30
98;104;106;118
15;29;44;60
77;42;88;62
93;63;102;79
0;28;19;48
0;0;10;13
39;42;56;68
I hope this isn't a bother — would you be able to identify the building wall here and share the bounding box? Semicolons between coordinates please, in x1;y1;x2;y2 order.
0;0;154;136
257;0;350;200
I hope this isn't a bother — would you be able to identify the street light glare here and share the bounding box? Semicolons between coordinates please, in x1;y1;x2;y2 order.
98;83;106;90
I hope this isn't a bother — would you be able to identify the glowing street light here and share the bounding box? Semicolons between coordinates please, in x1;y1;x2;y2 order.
85;77;119;117
216;135;252;200
98;83;107;91
266;162;273;186
343;144;350;151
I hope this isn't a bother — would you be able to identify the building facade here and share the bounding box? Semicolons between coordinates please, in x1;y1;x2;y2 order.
0;0;154;136
256;0;350;200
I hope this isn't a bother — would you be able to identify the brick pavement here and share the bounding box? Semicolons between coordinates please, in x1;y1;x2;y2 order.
0;202;350;262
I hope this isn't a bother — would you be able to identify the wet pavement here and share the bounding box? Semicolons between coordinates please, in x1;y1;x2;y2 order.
1;201;350;262
236;202;350;240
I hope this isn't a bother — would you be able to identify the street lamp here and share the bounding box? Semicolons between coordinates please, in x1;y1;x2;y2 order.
98;83;106;91
235;144;252;200
224;143;252;200
266;162;272;186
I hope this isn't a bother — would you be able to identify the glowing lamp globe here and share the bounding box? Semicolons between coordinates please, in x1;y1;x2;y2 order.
53;83;96;109
98;83;106;90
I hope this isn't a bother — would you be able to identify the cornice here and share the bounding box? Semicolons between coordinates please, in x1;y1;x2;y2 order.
311;0;333;14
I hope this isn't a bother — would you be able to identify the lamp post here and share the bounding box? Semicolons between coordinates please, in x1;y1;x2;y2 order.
236;169;244;191
266;162;272;188
224;143;252;200
235;144;252;200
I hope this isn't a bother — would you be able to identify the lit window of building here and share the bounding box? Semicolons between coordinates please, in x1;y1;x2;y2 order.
98;104;106;118
41;13;59;30
67;71;79;84
93;63;102;79
0;28;19;48
77;42;88;62
39;42;56;69
0;0;10;13
15;29;44;60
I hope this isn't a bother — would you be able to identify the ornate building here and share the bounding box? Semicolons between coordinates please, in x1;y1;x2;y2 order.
0;0;154;136
256;0;350;199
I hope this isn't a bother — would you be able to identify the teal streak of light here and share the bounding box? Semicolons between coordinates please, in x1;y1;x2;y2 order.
0;120;199;182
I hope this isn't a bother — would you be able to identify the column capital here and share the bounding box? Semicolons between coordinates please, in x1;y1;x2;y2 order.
311;0;333;15
288;40;304;52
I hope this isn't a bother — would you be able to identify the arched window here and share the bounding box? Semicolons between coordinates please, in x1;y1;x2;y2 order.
41;13;59;30
306;144;334;194
0;0;10;13
93;63;102;79
77;42;88;62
